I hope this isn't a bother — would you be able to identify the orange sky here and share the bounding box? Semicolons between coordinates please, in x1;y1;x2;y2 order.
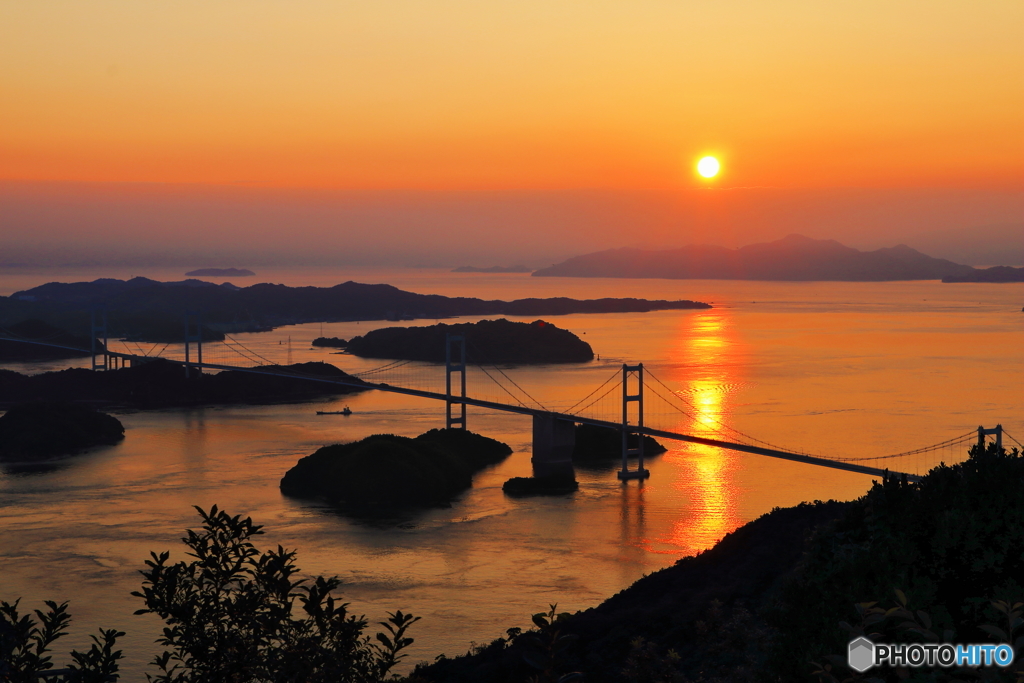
2;1;1022;191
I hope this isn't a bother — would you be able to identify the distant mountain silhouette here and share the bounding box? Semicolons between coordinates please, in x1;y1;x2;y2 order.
532;234;977;281
942;266;1024;283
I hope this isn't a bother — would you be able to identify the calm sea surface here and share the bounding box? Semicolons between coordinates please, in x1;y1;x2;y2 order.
1;266;1022;677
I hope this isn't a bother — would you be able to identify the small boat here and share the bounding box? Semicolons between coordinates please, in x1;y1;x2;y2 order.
316;407;352;416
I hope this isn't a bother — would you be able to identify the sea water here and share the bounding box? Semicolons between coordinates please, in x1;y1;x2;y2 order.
0;267;1021;677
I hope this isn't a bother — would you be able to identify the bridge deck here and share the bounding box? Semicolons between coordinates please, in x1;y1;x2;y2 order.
166;356;919;482
0;343;920;482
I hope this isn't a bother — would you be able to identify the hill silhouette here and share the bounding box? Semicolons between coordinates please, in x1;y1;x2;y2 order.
532;234;977;281
3;278;710;342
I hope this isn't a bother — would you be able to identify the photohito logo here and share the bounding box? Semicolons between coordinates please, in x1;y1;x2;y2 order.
848;638;1015;672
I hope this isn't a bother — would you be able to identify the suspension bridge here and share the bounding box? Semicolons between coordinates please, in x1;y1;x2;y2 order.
2;312;1019;484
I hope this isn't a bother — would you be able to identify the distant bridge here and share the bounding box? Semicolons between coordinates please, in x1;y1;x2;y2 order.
3;312;1017;483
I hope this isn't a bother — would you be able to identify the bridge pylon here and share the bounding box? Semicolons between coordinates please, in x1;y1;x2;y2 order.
184;311;203;378
618;363;650;481
978;424;1002;451
445;333;467;429
90;306;108;371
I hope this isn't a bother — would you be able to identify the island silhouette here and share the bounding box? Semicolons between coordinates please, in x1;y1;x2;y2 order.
280;428;512;508
0;402;124;462
532;234;979;281
346;319;593;364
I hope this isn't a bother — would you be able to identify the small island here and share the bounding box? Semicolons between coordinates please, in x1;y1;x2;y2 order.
0;402;125;461
311;336;348;348
184;268;255;277
346;319;594;364
280;428;512;508
572;424;667;463
502;473;579;496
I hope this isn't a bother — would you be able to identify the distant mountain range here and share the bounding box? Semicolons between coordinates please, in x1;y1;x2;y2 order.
532;234;981;281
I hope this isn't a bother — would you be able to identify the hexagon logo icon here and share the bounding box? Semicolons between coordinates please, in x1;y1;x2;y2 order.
848;637;875;673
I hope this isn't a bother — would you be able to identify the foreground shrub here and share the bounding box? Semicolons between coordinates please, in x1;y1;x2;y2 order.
0;599;123;682
766;442;1024;681
133;505;417;682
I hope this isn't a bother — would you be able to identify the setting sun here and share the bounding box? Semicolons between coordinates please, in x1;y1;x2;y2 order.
697;156;721;179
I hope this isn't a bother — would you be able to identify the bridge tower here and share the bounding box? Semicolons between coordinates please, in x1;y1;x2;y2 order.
184;311;203;378
445;333;467;429
978;424;1003;451
90;306;108;371
618;363;650;480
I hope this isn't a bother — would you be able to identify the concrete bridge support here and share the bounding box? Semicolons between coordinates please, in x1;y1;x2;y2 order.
978;424;1003;451
532;415;576;479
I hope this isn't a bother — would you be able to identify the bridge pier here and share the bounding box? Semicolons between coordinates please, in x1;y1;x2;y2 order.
531;415;576;479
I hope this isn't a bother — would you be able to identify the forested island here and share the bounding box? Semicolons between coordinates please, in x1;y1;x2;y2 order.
346;319;593;364
532;234;978;281
571;424;666;463
311;336;348;348
0;402;124;462
0;359;365;409
1;277;710;343
280;428;513;508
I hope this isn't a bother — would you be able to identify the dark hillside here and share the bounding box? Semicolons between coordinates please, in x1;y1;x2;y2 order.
416;443;1024;682
415;501;851;682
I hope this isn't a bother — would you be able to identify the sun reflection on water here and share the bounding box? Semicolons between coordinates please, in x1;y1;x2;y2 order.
647;309;746;555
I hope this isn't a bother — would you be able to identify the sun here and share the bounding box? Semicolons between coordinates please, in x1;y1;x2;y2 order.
697;156;720;179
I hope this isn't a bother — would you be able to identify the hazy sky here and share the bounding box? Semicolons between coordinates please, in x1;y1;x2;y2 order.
1;1;1021;265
